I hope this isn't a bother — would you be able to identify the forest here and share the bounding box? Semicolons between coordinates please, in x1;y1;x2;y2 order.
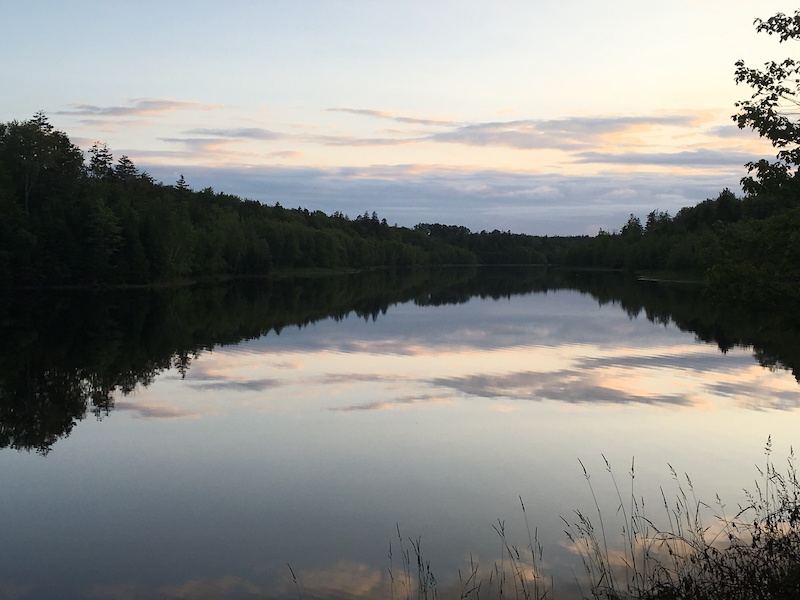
0;110;797;310
1;11;799;309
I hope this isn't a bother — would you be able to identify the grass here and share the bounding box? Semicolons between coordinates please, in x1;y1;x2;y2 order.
386;509;550;600
379;437;800;600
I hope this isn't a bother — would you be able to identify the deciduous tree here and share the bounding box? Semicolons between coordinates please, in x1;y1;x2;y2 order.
734;10;800;195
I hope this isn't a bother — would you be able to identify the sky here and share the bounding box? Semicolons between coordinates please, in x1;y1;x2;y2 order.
1;1;794;234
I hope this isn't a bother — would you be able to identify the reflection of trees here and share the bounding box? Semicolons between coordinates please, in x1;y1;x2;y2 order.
0;364;115;455
2;267;799;454
553;269;800;382
0;269;478;454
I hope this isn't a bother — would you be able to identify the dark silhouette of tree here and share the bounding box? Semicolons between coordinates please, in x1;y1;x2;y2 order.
0;111;83;214
734;10;800;196
114;155;138;181
88;142;114;180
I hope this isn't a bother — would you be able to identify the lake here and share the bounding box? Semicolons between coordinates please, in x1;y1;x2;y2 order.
1;267;799;599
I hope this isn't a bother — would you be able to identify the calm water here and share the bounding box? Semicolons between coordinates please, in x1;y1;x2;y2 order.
1;268;799;599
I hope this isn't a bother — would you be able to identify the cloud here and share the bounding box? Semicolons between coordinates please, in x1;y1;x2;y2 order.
160;137;235;148
326;111;698;148
268;150;304;159
168;128;419;153
430;115;700;150
141;161;740;235
156;137;263;161
573;148;763;167
89;106;752;234
296;112;706;151
57;98;201;117
327;107;458;127
184;127;285;140
315;134;423;146
705;124;760;139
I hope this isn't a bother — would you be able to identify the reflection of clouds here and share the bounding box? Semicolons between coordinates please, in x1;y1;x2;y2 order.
157;575;264;599
423;345;799;409
0;581;32;600
90;575;263;600
271;360;304;370
331;394;450;413
87;563;391;600
290;561;388;599
190;332;800;413
579;351;750;372
182;354;290;393
114;401;209;419
130;292;800;416
188;378;284;392
431;369;691;407
710;378;800;411
318;372;399;385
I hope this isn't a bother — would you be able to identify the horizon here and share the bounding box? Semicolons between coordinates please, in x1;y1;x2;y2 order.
2;1;789;235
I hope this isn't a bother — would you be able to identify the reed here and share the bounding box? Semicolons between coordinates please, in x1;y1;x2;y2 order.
388;437;800;600
562;436;800;599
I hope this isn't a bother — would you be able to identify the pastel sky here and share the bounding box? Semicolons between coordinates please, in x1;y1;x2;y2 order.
2;1;792;234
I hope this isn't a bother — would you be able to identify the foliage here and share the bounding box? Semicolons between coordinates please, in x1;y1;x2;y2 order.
0;115;486;288
1;106;799;314
383;441;800;600
563;439;800;600
701;10;800;307
733;10;800;195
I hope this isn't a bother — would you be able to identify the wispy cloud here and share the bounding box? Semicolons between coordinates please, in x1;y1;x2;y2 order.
705;124;757;139
55;102;754;234
184;127;286;140
328;107;458;127
331;394;447;412
314;133;423;146
430;115;701;150
311;113;704;151
574;148;763;167
114;401;208;419
57;98;202;117
430;369;693;406
267;150;304;159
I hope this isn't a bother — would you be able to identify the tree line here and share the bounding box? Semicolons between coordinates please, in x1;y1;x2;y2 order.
1;10;799;308
0;115;479;286
0;111;796;310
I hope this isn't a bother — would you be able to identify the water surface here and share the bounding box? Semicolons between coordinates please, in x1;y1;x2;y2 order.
1;268;798;599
